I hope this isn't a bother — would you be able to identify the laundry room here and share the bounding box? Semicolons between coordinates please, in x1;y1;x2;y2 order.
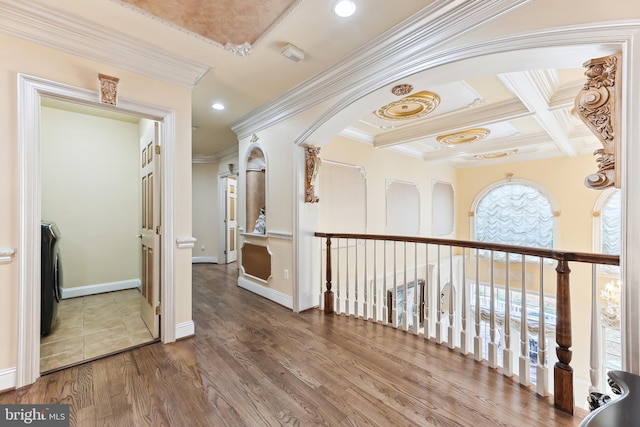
39;98;155;372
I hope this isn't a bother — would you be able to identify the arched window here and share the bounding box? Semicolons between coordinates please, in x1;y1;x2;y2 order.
474;182;555;255
595;188;621;275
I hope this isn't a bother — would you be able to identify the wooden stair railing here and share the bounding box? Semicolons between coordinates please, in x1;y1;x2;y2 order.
315;232;620;415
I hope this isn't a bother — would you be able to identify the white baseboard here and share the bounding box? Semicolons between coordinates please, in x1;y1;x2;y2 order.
60;279;141;299
238;276;293;309
192;256;217;264
175;320;195;339
0;367;16;393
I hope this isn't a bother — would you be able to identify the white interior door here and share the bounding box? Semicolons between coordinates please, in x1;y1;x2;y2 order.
140;121;160;338
225;176;238;263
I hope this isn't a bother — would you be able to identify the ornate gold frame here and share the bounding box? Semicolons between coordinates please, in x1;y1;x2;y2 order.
304;145;321;203
575;53;621;189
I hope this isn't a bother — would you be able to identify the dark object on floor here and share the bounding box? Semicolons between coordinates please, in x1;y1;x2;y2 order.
580;370;640;426
41;221;62;336
587;392;611;411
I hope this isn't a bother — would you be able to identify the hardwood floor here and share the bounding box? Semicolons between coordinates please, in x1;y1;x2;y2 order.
0;263;585;426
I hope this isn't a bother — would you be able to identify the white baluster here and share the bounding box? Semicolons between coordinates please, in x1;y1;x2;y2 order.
345;238;350;317
354;239;359;318
413;243;419;335
402;242;408;331
436;245;443;344
448;246;455;349
372;240;378;322
336;238;342;315
460;248;468;355
363;240;369;320
536;257;548;396
319;238;324;310
488;250;498;368
503;254;513;377
424;244;431;340
392;242;398;328
519;254;531;386
589;264;601;394
474;248;483;362
383;241;388;325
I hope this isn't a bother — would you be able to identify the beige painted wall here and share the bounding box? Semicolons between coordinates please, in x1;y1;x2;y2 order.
0;32;193;373
321;135;457;236
41;106;140;288
238;123;296;297
192;163;218;260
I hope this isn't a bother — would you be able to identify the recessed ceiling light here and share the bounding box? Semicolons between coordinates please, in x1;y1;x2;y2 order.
211;103;225;111
333;0;356;17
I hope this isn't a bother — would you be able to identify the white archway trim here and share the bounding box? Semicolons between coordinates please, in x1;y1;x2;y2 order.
231;0;533;139
296;22;638;147
16;74;177;388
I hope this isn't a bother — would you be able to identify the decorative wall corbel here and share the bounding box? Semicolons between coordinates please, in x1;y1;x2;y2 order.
304;145;321;203
575;53;621;189
98;73;119;105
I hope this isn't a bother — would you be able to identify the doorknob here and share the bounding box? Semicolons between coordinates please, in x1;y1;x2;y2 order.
136;234;142;239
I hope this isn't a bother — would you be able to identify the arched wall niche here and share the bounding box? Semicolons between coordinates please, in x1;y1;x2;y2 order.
245;144;267;234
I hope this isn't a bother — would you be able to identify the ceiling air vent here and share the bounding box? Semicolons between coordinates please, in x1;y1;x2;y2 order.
281;43;305;62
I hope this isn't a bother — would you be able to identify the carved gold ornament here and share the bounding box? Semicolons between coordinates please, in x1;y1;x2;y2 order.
304;145;321;203
375;91;440;121
474;149;518;160
575;53;621;189
98;73;119;105
437;128;490;145
391;84;414;96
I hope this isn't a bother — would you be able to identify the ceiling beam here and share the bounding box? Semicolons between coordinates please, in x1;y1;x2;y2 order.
373;98;531;148
498;70;577;156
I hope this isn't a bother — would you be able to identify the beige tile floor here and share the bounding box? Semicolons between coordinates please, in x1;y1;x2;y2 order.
40;289;155;373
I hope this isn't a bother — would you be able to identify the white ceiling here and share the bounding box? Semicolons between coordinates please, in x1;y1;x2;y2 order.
6;0;603;168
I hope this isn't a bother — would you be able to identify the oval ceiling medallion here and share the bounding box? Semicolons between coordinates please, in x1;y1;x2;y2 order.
375;91;440;121
436;128;491;145
474;149;518;159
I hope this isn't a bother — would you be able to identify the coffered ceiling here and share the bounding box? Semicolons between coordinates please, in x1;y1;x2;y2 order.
4;0;603;168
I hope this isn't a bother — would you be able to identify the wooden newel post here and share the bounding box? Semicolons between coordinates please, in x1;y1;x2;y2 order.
324;237;335;314
554;258;574;414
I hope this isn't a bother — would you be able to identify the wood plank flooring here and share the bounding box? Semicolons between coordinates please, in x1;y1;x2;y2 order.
0;263;585;426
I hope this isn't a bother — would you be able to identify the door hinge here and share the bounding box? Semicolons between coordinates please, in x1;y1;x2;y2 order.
156;225;161;235
155;145;161;155
224;250;227;254
155;305;161;315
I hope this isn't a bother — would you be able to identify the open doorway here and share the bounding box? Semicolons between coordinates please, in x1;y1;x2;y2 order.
38;98;159;373
223;175;238;264
16;74;178;388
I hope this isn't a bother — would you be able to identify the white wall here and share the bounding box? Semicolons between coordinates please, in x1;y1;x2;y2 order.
192;162;218;262
41;106;140;289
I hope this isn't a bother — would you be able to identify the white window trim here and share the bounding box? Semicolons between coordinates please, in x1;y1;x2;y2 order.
592;188;621;275
469;178;560;250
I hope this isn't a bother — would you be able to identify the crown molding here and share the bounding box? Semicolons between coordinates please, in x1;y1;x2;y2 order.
374;98;531;148
192;143;239;164
231;0;535;139
0;0;210;88
423;132;551;162
339;127;375;145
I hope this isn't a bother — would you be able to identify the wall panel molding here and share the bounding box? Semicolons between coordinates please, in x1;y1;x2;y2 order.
0;248;15;264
